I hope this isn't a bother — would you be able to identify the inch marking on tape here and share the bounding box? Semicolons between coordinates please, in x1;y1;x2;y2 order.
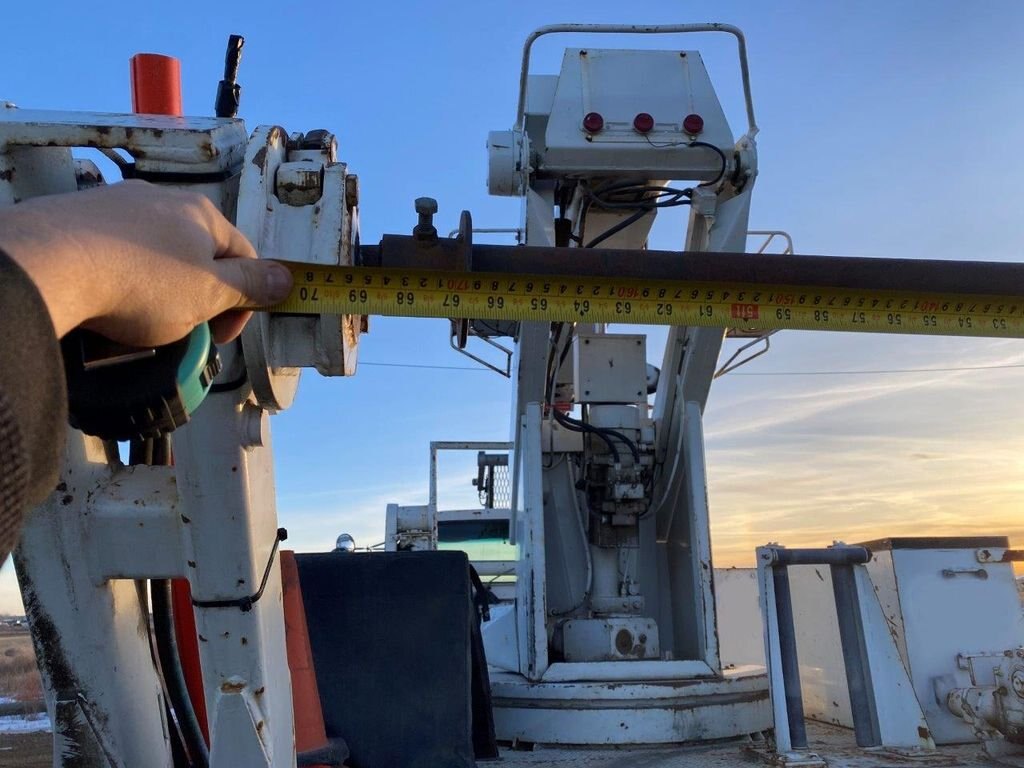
272;262;1024;339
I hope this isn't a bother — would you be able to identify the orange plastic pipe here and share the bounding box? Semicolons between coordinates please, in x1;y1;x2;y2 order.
130;53;182;115
170;581;210;744
281;550;331;764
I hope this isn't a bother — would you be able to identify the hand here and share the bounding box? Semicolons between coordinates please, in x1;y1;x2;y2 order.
0;180;292;345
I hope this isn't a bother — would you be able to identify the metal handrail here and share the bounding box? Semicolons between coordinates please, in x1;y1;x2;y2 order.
747;229;794;254
516;23;757;137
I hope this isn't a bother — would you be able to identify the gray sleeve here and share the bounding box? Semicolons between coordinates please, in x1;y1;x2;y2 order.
0;250;67;565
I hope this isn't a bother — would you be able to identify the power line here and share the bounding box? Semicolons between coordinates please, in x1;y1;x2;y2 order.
359;361;489;372
727;362;1024;376
357;360;1024;376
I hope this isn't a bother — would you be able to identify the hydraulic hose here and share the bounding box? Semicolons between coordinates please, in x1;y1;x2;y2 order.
152;578;210;768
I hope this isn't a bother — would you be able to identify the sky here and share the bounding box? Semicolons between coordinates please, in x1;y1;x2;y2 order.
2;1;1024;613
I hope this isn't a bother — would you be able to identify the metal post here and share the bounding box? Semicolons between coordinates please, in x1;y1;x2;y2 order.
831;564;882;747
15;434;176;767
771;565;808;750
174;390;294;768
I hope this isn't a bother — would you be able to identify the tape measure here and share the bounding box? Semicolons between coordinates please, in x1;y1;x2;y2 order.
272;262;1024;339
63;324;221;441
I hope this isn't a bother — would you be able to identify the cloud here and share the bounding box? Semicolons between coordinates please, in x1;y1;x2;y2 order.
704;350;1024;568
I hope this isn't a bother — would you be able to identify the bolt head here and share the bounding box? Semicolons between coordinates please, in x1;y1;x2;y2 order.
415;197;438;215
1012;669;1024;698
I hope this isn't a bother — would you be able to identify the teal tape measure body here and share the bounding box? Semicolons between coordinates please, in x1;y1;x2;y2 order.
62;324;221;441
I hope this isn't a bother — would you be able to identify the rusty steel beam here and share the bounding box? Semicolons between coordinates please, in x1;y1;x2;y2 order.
360;236;1024;298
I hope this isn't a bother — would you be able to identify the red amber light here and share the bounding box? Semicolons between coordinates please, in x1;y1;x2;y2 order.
582;112;604;133
633;112;655;133
682;113;704;135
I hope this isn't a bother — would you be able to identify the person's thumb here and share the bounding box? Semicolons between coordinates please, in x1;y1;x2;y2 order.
215;258;293;309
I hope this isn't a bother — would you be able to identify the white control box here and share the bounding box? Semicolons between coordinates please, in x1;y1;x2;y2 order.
573;333;647;404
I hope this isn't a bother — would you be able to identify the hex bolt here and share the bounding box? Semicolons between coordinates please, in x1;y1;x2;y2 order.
300;128;331;150
414;197;438;242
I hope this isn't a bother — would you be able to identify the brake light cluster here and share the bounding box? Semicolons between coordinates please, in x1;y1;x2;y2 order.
581;111;704;137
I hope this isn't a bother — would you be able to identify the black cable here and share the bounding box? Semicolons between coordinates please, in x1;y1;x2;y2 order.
690;140;728;187
585;208;651;249
603;427;640;465
552;408;620;464
640;136;729;187
579;180;693;249
135;580;189;768
573;193;589;245
544;323;566;404
130;437;208;767
554;329;575;391
191;528;288;611
584;182;693;209
129;437;153;466
152;579;210;768
543;323;641;465
558;409;641;465
151;434;172;466
209;370;247;393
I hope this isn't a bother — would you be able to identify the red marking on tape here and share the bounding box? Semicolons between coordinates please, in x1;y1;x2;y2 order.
731;303;759;320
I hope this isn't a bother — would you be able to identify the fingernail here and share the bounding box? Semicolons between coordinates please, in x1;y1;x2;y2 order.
265;262;293;301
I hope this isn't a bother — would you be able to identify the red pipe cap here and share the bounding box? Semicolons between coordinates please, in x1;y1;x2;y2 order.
130;53;183;116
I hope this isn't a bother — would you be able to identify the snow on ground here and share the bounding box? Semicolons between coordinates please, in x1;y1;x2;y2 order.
0;713;51;734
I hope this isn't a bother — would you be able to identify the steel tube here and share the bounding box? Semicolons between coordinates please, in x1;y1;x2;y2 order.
772;566;808;749
765;546;872;567
363;240;1024;299
830;565;881;747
